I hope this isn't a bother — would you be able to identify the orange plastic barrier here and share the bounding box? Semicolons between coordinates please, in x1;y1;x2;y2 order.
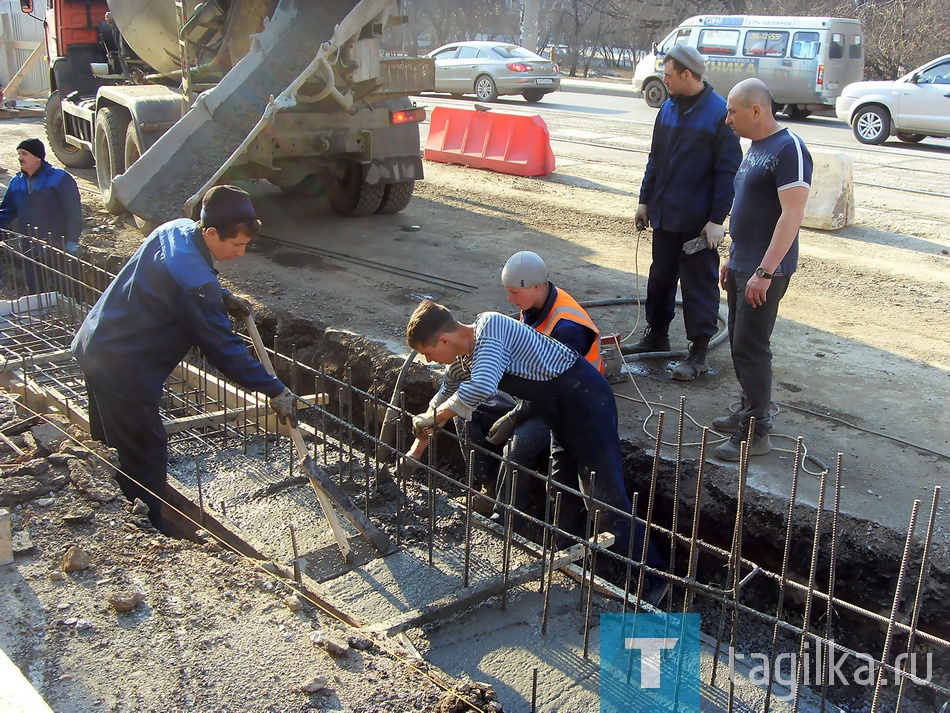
424;106;555;177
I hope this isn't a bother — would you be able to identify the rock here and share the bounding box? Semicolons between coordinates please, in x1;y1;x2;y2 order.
347;634;373;651
50;571;65;581
310;631;348;657
130;499;149;516
30;422;69;453
62;546;92;572
36;497;56;507
108;590;145;613
67;458;117;504
299;674;328;693
63;510;94;525
12;530;34;554
283;595;303;612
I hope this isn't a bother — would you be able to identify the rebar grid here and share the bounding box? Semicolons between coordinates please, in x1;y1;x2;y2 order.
1;236;947;711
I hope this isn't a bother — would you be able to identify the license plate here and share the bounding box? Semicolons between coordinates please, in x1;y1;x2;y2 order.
536;78;554;85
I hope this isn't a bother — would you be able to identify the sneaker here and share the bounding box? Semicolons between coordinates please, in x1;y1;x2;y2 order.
627;326;671;354
711;411;741;433
714;426;772;461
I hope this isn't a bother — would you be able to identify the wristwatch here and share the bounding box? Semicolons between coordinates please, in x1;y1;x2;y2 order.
755;266;774;279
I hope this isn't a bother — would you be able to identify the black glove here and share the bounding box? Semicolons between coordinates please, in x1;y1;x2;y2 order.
269;387;298;427
222;291;252;319
486;413;516;446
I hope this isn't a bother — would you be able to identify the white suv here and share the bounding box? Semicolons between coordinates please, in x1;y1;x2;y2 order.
836;54;950;145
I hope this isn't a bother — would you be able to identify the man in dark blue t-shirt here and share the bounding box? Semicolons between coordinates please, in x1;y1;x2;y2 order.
714;78;813;461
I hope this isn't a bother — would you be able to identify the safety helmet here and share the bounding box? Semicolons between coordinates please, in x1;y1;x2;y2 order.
501;251;548;288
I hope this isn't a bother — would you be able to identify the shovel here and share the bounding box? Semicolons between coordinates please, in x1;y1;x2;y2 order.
242;314;394;561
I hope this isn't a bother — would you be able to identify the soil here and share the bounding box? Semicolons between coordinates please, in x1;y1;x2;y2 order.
1;94;948;711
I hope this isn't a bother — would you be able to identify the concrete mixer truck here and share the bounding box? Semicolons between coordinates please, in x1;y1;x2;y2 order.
22;0;433;227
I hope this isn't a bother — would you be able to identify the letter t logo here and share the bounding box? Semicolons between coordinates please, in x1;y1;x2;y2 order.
625;638;679;688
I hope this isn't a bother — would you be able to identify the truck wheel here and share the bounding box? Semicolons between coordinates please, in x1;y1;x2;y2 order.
642;79;668;108
376;181;415;214
123;123;156;234
852;105;890;145
95;107;130;214
787;106;811;120
328;162;385;217
45;90;94;168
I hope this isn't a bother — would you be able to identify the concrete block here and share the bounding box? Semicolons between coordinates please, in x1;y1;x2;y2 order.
0;647;55;713
803;149;854;230
0;508;12;566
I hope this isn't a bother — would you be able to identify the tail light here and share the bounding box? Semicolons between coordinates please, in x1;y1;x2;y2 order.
506;63;534;72
390;107;426;124
817;64;825;86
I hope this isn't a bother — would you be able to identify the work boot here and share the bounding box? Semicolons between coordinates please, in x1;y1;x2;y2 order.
714;423;772;461
627;325;671;354
671;337;709;381
711;410;741;433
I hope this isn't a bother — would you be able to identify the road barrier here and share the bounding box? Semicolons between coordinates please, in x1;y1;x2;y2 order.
424;106;555;177
803;149;854;230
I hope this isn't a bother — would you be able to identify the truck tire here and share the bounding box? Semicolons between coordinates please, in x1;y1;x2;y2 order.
376;181;415;214
852;105;890;145
95;107;130;214
642;79;668;108
123;123;156;234
45;90;94;168
328;163;385;217
787;106;811;120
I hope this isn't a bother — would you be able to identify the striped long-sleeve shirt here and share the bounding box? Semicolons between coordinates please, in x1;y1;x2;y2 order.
432;312;578;420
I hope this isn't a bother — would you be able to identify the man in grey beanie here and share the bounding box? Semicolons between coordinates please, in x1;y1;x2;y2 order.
632;44;742;381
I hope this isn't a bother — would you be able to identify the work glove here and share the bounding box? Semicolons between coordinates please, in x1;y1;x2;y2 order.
411;410;436;438
269;387;298;427
702;221;726;250
635;204;649;231
485;413;517;446
222;291;252;319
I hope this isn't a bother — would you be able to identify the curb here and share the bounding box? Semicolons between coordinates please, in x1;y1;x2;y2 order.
559;78;637;99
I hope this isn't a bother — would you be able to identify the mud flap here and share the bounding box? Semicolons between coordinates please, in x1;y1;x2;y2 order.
112;0;390;225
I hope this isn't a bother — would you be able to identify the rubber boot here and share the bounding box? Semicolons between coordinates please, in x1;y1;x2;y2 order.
672;337;709;381
627;325;671;354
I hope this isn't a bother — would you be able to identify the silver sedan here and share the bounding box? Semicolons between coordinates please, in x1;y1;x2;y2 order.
426;41;561;103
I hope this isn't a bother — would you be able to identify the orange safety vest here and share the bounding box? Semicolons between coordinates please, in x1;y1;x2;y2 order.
532;287;604;374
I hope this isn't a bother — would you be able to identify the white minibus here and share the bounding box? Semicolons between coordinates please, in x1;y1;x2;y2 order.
633;15;864;118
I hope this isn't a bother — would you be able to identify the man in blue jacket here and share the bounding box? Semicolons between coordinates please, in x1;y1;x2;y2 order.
632;45;742;380
0;138;84;291
72;185;297;530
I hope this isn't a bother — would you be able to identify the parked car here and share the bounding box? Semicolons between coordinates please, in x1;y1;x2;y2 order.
835;54;950;145
425;41;560;102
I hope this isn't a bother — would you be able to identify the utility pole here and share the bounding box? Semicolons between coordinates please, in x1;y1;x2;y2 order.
522;0;540;52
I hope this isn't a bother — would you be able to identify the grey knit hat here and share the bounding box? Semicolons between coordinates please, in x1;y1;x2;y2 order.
666;44;705;77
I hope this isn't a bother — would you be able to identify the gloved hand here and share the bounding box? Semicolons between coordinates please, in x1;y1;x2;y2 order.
411;410;436;438
269;387;298;427
702;221;726;250
222;291;252;319
635;204;649;231
486;413;516;446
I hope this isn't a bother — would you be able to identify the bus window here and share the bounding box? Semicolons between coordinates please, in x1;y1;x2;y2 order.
849;35;862;60
698;29;740;56
743;30;789;58
791;32;820;60
830;33;844;60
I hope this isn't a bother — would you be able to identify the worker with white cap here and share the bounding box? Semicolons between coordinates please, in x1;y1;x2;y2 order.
632;43;742;381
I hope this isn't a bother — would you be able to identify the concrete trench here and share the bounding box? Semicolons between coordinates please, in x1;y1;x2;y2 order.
1;239;947;712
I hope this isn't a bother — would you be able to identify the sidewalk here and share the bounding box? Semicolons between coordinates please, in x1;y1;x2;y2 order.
559;75;637;98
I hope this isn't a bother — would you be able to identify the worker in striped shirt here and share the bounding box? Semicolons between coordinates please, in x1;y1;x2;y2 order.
407;300;665;586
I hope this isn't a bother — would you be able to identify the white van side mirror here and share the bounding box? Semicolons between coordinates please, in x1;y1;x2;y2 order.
19;0;33;12
652;42;660;55
909;72;920;84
